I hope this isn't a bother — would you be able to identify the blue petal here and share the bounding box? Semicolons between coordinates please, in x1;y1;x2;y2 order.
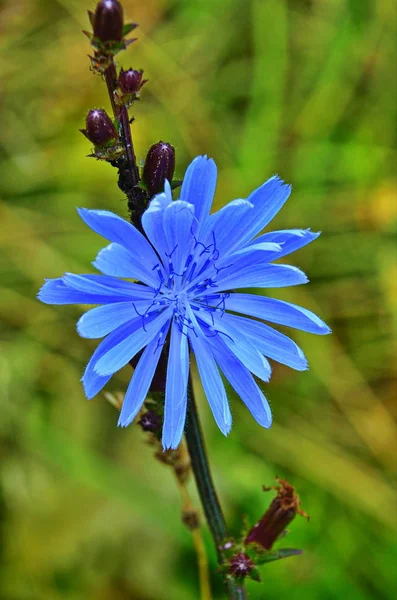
228;176;291;248
81;320;139;399
141;192;171;260
70;274;154;297
208;335;272;428
94;308;173;376
118;325;170;427
198;199;254;258
62;273;153;299
179;156;217;231
163;200;197;276
77;303;148;339
78;208;159;268
162;321;189;450
249;229;320;258
164;179;173;201
38;278;124;305
186;244;283;294
223;294;331;335
213;263;308;292
219;313;308;371
189;334;232;435
93;243;158;287
196;313;271;382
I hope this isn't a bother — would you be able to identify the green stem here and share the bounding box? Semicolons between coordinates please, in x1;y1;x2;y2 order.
185;375;247;600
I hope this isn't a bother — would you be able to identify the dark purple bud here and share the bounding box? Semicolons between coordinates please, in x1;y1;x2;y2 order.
228;553;254;579
81;109;118;147
142;141;175;197
138;410;162;433
245;478;309;551
93;0;124;42
118;68;147;94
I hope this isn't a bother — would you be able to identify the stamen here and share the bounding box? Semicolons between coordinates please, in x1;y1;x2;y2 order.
165;244;178;259
131;302;148;332
213;263;233;275
211;231;219;260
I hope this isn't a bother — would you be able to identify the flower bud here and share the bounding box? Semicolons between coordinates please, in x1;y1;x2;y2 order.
142;142;175;197
228;553;254;579
118;68;146;95
93;0;124;42
138;410;162;433
245;478;308;550
81;109;118;147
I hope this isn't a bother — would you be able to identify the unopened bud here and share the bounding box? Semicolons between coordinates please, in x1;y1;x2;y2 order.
93;0;124;42
118;68;146;95
81;109;118;147
142;142;175;197
228;553;254;579
245;478;308;550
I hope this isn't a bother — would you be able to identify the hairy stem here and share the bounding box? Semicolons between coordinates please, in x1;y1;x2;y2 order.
185;375;247;600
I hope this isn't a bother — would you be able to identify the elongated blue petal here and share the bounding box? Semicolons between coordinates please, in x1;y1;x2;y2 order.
222;294;331;335
189;333;232;435
93;243;158;287
199;199;254;257
162;322;189;450
70;274;154;296
225;176;291;249
214;263;308;292
186;244;283;294
141;192;171;260
94;308;172;376
249;229;320;258
78;208;160;267
118;326;170;427
81;320;139;399
77;302;148;339
62;273;153;300
163;201;196;275
38;278;124;305
179;156;217;230
208;335;272;428
219;313;308;371
196;313;271;382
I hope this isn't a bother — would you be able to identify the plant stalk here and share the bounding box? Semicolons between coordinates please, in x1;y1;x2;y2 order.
185;375;247;600
104;59;147;230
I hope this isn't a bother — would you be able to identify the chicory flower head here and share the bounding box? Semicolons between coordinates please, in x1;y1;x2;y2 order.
38;156;330;449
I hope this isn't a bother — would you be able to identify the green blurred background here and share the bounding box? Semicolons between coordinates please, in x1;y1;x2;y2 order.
0;0;396;598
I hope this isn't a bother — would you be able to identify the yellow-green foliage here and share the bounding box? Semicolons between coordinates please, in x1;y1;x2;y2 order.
0;0;395;598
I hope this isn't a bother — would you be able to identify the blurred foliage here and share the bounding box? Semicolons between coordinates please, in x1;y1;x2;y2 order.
0;0;396;598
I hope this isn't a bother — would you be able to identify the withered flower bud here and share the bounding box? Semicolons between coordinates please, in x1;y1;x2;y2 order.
118;68;147;95
81;109;118;147
228;553;254;579
245;478;309;550
93;0;124;42
142;141;175;197
138;410;162;433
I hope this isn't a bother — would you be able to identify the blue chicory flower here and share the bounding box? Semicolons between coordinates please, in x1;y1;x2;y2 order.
38;156;330;449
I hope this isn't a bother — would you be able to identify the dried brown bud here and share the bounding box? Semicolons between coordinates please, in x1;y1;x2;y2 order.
118;68;147;95
228;553;254;579
81;109;118;147
245;478;309;550
142;142;175;197
138;410;162;433
93;0;124;42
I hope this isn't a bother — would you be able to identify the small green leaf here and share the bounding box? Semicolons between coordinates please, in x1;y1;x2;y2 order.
123;23;138;36
257;548;302;564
